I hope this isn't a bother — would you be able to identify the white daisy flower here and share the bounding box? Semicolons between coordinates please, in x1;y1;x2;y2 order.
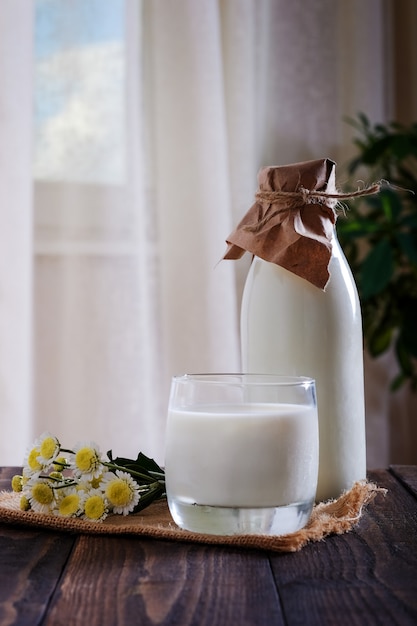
36;432;61;467
26;477;55;514
77;472;104;493
100;470;140;515
80;489;109;522
21;468;33;488
54;489;83;518
23;446;44;476
71;441;103;480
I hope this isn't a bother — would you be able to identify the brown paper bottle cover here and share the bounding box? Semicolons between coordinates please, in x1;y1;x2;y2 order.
224;158;337;289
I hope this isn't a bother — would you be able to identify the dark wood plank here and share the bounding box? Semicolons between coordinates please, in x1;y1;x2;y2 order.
0;525;76;626
390;465;417;498
0;467;21;492
268;469;417;626
0;467;22;479
2;467;417;625
44;536;283;626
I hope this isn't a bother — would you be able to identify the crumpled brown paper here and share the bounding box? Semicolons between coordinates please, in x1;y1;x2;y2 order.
224;158;337;290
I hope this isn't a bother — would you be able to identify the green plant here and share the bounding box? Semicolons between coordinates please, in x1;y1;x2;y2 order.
336;113;417;391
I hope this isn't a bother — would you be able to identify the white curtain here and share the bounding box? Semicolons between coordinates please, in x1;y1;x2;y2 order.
0;2;34;464
32;0;241;464
0;0;413;467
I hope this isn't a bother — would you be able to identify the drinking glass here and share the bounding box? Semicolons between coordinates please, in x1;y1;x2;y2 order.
164;374;318;536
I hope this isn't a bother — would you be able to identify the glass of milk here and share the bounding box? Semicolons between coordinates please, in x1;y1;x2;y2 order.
164;374;318;536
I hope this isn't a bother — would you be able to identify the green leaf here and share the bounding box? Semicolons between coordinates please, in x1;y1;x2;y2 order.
136;451;164;474
390;372;407;392
368;326;393;357
391;134;415;160
380;189;403;222
361;136;392;165
401;306;417;357
399;212;417;229
337;223;378;239
395;336;414;377
396;232;417;266
342;114;417;393
347;155;363;175
359;239;394;300
106;450;164;481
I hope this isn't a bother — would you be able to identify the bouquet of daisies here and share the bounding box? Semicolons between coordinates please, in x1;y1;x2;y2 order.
11;433;166;522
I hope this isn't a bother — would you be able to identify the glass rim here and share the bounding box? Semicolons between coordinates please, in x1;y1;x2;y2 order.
171;373;315;387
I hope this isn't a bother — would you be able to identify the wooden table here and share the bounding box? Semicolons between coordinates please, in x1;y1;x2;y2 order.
1;466;417;626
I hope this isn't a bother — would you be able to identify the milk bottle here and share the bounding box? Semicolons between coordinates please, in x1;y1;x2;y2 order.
224;158;367;502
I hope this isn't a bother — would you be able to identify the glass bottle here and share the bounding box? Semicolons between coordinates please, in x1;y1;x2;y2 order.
225;159;366;502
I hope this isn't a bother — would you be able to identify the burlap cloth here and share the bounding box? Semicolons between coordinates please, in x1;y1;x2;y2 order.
0;481;385;553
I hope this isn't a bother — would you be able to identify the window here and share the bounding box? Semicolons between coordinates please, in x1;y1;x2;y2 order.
34;0;126;185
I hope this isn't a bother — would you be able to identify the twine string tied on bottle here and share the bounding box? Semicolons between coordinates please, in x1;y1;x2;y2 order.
247;182;382;233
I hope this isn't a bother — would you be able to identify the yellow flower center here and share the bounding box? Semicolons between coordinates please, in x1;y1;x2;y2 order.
28;448;42;471
90;476;102;489
53;456;67;470
11;475;23;493
32;482;54;505
49;471;63;481
58;494;80;517
106;479;131;506
20;496;30;511
40;437;58;460
84;495;106;520
75;448;97;472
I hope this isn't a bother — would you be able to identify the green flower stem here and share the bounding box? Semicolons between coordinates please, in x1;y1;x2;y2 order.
39;475;77;489
148;471;165;479
53;481;78;490
102;462;165;486
52;460;71;469
133;482;166;513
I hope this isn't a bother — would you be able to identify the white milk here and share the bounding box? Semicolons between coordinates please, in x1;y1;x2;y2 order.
164;402;318;508
241;235;366;502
